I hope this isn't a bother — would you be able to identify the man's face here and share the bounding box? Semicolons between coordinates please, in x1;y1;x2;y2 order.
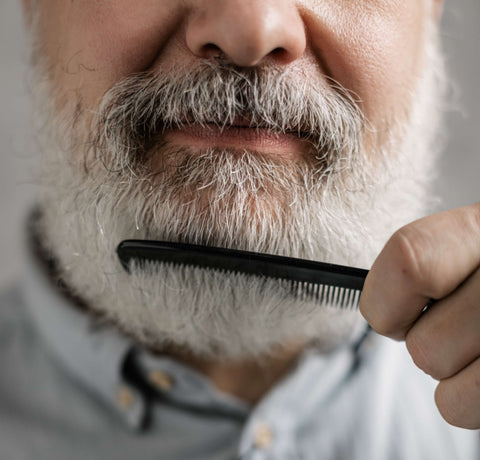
24;0;445;359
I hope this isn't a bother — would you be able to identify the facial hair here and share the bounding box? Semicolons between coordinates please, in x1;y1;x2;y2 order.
31;24;447;360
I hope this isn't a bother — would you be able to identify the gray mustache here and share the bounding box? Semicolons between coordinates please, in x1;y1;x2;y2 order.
94;61;364;166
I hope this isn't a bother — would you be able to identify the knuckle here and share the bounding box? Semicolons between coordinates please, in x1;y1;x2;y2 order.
389;226;443;299
405;326;451;379
434;382;465;428
390;227;424;280
368;315;400;338
359;280;399;338
405;327;437;377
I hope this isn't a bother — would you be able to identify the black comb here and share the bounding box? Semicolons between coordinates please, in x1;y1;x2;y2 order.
117;240;369;309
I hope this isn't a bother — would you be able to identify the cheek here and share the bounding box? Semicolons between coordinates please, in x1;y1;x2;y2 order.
86;1;183;78
40;0;182;108
303;0;429;126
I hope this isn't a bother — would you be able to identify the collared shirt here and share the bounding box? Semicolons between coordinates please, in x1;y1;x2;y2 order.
0;226;478;459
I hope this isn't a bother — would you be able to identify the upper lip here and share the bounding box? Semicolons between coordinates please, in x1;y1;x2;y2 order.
181;117;254;128
223;117;254;128
173;117;307;137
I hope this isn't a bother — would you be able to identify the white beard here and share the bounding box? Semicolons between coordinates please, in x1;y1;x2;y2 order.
32;24;447;360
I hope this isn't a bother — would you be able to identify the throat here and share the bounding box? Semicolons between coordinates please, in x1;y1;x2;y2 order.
154;343;305;406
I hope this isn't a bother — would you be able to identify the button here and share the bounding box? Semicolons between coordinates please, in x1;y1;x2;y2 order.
253;422;274;450
116;385;135;410
148;370;174;391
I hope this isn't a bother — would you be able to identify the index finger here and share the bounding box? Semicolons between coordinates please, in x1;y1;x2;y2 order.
359;202;480;340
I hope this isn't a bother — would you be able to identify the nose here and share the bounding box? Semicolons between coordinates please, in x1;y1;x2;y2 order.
185;0;306;67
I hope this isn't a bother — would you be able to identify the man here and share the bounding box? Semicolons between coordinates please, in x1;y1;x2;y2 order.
0;0;478;458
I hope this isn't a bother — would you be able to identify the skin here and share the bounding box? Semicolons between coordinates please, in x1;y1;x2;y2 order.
360;205;480;429
28;0;431;136
22;0;480;430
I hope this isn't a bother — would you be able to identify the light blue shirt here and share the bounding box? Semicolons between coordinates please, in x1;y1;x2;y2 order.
0;226;478;459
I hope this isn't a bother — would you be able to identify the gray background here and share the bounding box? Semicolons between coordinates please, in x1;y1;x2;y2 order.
0;0;479;289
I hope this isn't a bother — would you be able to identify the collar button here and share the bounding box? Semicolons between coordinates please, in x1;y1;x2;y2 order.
253;422;274;450
116;385;136;410
148;370;174;391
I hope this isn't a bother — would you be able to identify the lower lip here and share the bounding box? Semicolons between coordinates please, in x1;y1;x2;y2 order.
163;124;309;160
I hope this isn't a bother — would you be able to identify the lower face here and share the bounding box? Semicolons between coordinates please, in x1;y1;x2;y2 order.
31;0;432;148
26;1;446;358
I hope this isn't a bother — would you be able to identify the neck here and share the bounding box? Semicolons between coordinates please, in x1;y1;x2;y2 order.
156;343;305;406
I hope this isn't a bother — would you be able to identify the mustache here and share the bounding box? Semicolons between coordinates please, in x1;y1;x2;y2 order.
90;60;365;173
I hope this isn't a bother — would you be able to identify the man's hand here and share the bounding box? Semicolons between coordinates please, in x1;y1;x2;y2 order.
359;203;480;430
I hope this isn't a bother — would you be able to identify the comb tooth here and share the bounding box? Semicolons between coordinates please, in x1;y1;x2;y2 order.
323;285;330;306
330;287;336;306
289;279;297;297
323;285;329;306
344;288;352;308
334;286;341;308
323;285;330;307
334;287;342;308
304;282;311;300
351;290;359;309
336;286;342;307
347;289;355;310
312;283;319;301
343;288;352;309
349;289;357;308
319;284;325;303
296;281;302;300
331;285;337;306
352;290;360;309
316;284;324;304
332;286;339;307
345;288;353;308
305;281;311;300
342;288;351;308
306;282;311;300
327;285;334;306
324;285;331;307
331;286;338;307
337;287;346;308
349;290;355;309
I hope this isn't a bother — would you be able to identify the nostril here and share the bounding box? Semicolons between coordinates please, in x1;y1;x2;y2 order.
186;3;307;67
202;43;223;59
269;47;291;64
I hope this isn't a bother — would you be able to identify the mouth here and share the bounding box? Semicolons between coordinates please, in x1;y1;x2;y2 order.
163;120;312;160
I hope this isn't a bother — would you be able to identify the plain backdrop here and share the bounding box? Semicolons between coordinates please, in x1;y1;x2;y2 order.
0;0;479;289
